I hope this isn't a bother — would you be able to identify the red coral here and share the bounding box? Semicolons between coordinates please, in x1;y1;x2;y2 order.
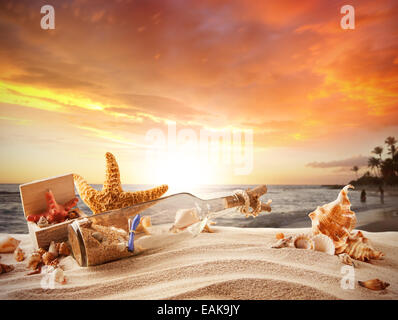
27;190;78;224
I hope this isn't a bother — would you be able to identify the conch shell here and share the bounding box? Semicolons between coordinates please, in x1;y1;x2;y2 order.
14;247;25;262
170;208;201;232
0;235;21;253
0;263;14;274
308;185;383;261
335;231;384;262
57;242;71;256
309;185;356;242
338;253;356;267
293;234;314;250
27;252;42;270
271;236;293;248
358;278;389;291
312;234;335;255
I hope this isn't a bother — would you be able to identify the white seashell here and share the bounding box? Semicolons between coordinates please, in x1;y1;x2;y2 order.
172;208;200;230
0;235;21;253
312;234;335;255
293;234;314;250
48;241;59;258
37;216;49;228
53;267;65;284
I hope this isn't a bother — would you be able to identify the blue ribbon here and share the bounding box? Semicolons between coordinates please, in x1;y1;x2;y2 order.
127;214;141;252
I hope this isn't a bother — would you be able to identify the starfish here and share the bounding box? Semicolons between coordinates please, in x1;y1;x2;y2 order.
73;152;168;214
27;190;78;224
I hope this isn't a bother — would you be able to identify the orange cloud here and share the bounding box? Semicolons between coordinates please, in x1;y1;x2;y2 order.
0;0;397;183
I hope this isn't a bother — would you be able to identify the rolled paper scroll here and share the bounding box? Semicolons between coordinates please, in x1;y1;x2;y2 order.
127;214;141;252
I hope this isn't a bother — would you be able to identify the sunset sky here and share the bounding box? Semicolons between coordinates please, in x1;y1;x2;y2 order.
0;0;397;188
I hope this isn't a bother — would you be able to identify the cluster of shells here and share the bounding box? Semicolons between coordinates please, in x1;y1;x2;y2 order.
272;233;335;256
271;185;385;263
308;185;384;262
0;235;68;283
25;241;70;283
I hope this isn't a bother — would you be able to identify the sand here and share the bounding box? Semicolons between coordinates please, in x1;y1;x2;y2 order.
0;227;397;300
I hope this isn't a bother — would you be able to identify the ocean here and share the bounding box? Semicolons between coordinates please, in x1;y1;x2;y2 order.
1;184;396;234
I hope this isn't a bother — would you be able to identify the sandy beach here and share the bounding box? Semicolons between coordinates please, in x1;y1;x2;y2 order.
1;225;397;300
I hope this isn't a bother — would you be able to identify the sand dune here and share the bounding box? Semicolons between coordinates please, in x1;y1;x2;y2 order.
0;227;397;300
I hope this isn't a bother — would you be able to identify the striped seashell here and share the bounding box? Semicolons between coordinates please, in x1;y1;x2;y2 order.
309;185;356;243
293;234;314;250
271;236;293;249
335;231;384;262
338;253;356;267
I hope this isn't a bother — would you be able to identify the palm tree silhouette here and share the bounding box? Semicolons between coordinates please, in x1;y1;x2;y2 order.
351;165;359;179
372;146;383;160
368;157;381;177
385;136;397;176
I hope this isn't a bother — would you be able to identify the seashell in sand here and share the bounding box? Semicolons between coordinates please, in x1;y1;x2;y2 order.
202;223;214;233
14;247;25;262
0;235;21;253
57;242;71;256
308;185;384;261
53;267;66;284
309;185;356;242
338;253;356;267
271;236;293;249
336;231;383;262
48;241;59;258
358;278;389;291
37;216;49;228
170;208;200;232
312;234;335;255
136;216;152;235
42;252;56;265
0;263;14;274
49;258;59;267
27;252;42;270
36;248;46;257
92;232;104;242
293;234;314;250
276;233;284;240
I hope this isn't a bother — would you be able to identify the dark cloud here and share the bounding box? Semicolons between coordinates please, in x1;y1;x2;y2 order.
306;155;368;168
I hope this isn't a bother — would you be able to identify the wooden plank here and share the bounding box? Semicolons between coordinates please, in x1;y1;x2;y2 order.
19;173;75;217
28;208;86;249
